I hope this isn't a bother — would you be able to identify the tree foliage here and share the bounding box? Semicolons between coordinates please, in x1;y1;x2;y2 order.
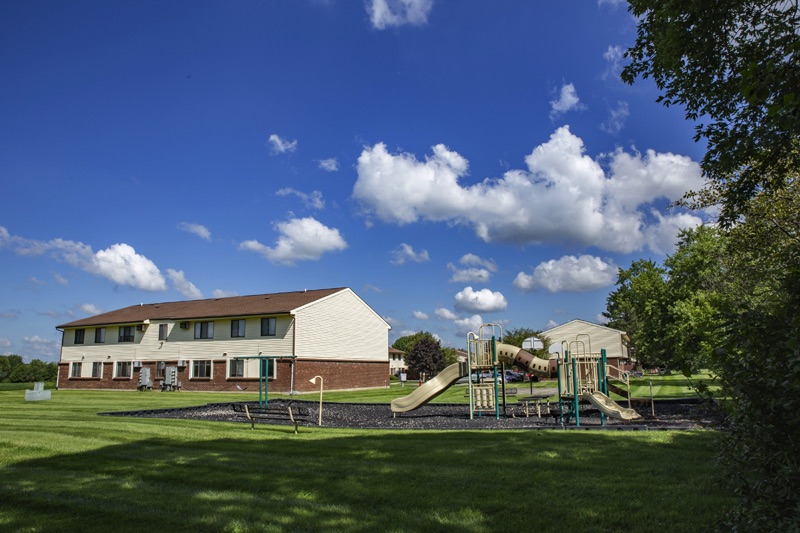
0;355;57;383
623;2;800;525
502;327;551;360
623;0;800;225
406;336;446;378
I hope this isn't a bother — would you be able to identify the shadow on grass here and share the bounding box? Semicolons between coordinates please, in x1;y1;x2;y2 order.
0;429;730;532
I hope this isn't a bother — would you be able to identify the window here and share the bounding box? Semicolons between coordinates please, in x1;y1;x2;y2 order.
71;362;81;377
94;327;105;343
156;361;166;379
231;319;245;338
92;362;103;378
158;324;168;341
194;321;214;339
192;360;211;378
261;359;277;379
229;359;244;378
116;361;132;378
74;329;85;345
261;317;276;336
118;326;134;343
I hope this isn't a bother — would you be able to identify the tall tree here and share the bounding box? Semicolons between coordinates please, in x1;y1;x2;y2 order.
623;0;800;224
406;336;446;378
604;259;670;368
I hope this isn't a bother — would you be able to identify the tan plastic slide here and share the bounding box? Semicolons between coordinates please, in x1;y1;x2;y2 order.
390;363;463;413
391;342;552;413
580;390;641;420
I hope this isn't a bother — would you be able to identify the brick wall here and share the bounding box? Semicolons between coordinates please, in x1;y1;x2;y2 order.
58;358;390;392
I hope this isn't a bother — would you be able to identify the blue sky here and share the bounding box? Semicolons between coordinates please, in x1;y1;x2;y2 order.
0;0;710;361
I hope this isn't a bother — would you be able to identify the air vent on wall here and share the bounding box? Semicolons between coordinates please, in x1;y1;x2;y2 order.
133;361;143;368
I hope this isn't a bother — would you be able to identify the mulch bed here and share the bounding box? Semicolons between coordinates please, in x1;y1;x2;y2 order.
101;398;725;431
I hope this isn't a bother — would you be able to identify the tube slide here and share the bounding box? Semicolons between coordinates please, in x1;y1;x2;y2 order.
494;342;551;377
390;363;464;413
581;391;641;420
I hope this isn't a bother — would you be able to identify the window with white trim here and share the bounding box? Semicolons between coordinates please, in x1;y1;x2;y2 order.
116;361;132;378
194;321;214;339
192;360;212;378
74;329;85;345
229;359;244;378
231;319;245;338
118;326;134;343
158;324;168;341
156;361;166;378
94;327;105;343
70;362;81;377
261;317;276;336
92;362;103;378
261;359;277;379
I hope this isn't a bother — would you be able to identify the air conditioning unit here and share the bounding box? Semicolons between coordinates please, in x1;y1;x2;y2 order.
136;324;145;332
133;361;143;368
179;322;190;329
177;360;189;367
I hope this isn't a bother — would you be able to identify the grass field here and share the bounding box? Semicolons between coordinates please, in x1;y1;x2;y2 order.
0;387;732;532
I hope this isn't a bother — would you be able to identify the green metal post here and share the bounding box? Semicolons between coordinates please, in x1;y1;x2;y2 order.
492;336;499;419
598;350;605;426
572;357;580;427
557;354;564;425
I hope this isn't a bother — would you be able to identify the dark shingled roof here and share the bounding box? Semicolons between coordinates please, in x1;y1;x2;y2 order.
57;288;347;329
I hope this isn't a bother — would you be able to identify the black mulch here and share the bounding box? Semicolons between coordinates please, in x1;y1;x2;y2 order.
101;398;725;431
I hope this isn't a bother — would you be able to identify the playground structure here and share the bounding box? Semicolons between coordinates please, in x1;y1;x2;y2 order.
556;333;640;426
390;324;640;426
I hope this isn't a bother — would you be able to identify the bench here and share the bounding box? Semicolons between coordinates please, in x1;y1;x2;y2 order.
233;403;312;434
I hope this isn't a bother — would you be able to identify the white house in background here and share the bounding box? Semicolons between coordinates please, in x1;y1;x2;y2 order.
56;288;391;393
541;319;634;377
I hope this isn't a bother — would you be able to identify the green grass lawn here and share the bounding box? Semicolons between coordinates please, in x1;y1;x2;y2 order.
0;389;732;532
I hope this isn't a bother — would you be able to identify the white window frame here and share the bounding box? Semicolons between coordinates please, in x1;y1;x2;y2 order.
118;326;135;343
229;359;245;378
261;359;277;379
158;324;168;341
115;361;132;378
192;360;212;378
91;361;103;378
156;361;166;378
95;327;105;344
70;362;82;377
194;321;214;339
231;319;246;338
261;317;276;337
74;329;85;345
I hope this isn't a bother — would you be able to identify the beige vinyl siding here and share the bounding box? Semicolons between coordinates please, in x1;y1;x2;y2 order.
59;316;295;364
293;289;388;361
544;320;628;359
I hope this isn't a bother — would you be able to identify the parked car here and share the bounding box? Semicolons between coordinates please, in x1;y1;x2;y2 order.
504;370;525;382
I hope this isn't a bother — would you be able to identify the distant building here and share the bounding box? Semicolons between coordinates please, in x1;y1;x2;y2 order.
542;319;633;377
56;288;391;392
388;347;407;376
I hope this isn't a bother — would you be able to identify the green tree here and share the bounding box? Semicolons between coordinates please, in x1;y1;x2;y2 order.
503;327;551;360
406;336;446;378
623;0;800;225
603;259;670;368
624;2;800;527
0;355;24;383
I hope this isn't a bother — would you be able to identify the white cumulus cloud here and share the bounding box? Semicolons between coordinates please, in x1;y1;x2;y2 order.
353;126;705;255
601;101;630;134
212;289;239;298
367;0;433;29
454;314;484;337
454;287;508;313
167;269;203;299
276;188;325;209
239;217;347;265
550;83;584;119
435;307;457;320
448;253;497;283
514;255;618;293
412;310;429;320
178;222;211;241
318;158;339;171
390;243;430;265
79;303;101;315
267;133;298;154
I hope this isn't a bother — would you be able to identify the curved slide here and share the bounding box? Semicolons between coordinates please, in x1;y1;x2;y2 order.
391;343;552;413
581;391;641;420
390;363;463;413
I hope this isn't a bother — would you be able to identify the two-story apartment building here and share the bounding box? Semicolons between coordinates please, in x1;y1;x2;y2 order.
56;287;391;392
